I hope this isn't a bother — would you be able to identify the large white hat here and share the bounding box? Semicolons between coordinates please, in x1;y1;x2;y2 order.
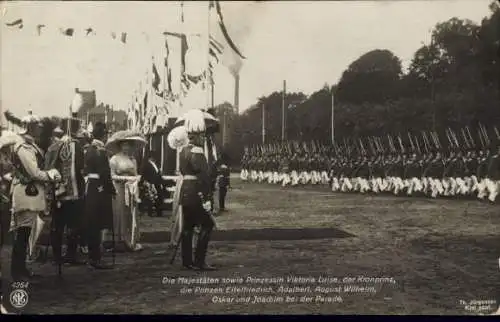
105;130;147;155
175;108;218;134
167;125;189;150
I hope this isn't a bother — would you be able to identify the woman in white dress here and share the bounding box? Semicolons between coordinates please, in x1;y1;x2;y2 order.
108;140;142;252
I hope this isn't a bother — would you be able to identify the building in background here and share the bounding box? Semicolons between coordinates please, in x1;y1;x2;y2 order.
77;103;127;132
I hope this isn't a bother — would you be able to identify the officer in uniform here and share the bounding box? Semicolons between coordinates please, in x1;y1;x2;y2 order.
45;115;86;265
83;122;115;269
178;127;216;271
10;112;61;280
217;162;231;211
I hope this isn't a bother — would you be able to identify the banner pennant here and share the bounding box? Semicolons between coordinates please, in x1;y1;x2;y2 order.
5;18;23;28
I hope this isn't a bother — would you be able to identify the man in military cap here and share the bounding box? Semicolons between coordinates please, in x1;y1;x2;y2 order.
45;113;86;266
177;126;216;271
9;112;61;280
83;122;115;269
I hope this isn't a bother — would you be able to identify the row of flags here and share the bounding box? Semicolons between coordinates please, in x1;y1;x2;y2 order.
4;1;246;135
126;1;246;134
5;18;129;43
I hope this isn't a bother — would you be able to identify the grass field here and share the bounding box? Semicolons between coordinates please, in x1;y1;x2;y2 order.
7;177;500;314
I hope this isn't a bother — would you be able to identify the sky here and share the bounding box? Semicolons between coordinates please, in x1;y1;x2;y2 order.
0;0;493;125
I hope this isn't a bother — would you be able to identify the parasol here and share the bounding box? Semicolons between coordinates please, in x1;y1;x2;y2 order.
175;109;219;133
105;130;147;155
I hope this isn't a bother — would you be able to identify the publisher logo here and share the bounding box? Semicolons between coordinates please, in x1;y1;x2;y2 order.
9;289;28;309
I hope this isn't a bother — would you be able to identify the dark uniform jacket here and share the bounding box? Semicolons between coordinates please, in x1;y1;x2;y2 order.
179;144;211;207
218;165;231;189
45;136;85;200
83;139;115;229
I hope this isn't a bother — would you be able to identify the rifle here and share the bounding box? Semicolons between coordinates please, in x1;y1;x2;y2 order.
494;126;500;140
358;138;366;155
397;134;405;153
461;128;470;149
407;132;415;152
431;131;441;150
478;128;485;148
414;134;421;154
479;123;490;146
448;127;460;148
445;128;454;148
466;126;475;148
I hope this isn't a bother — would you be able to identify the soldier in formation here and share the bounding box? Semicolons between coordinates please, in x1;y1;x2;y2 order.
240;129;500;203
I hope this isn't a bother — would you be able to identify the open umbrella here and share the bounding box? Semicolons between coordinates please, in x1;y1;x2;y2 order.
175;109;219;133
105;130;147;155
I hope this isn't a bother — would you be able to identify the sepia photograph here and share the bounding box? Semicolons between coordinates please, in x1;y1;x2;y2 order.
0;0;499;315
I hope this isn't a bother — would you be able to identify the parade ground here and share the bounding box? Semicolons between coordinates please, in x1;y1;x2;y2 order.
24;176;500;314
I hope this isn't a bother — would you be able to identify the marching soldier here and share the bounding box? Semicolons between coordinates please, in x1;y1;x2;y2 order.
83;122;115;269
476;148;490;199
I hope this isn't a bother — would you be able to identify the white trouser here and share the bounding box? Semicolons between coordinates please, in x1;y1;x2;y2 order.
290;171;299;186
320;171;330;185
331;177;340;191
485;178;499;202
341;177;353;192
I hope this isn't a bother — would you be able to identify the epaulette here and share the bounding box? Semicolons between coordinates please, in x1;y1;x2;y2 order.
14;142;31;153
191;146;204;154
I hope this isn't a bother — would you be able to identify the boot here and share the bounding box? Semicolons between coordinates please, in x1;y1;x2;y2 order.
194;228;216;271
181;230;194;268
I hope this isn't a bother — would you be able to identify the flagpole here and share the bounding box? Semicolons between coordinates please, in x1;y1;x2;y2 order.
111;105;115;131
178;0;185;119
331;86;335;144
262;103;265;144
176;0;185;175
205;0;212;111
282;80;286;141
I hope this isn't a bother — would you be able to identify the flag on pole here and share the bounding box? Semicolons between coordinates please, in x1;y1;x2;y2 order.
120;32;127;44
152;62;161;92
5;18;23;29
60;28;74;36
211;1;246;59
163;31;189;74
36;24;46;36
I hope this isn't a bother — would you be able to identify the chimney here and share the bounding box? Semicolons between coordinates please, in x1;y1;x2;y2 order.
233;73;240;115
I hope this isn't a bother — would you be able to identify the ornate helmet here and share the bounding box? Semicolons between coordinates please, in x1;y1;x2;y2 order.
19;110;42;134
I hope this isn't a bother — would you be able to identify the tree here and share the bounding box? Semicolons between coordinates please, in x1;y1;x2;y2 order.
336;49;403;104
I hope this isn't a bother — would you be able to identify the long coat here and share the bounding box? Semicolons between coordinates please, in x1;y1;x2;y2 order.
83;139;115;229
11;137;49;214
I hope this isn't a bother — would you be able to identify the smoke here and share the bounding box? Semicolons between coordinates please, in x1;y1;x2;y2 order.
220;1;265;76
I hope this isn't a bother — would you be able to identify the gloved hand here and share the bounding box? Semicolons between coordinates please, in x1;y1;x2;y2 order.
2;173;13;181
47;169;62;182
202;201;211;212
